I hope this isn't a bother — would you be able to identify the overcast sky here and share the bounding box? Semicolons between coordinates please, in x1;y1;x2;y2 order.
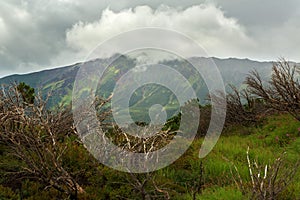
0;0;300;77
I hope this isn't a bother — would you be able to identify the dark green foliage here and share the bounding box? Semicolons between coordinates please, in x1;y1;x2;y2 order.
17;82;35;104
163;112;181;131
0;185;19;200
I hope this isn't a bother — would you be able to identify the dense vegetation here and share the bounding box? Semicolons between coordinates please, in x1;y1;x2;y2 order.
0;60;300;199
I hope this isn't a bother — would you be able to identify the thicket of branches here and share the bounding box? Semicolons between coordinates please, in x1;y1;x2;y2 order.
209;59;300;129
211;86;268;128
0;83;83;199
245;59;300;121
232;148;299;200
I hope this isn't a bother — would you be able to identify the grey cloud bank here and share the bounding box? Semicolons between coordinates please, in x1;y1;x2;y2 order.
0;0;299;77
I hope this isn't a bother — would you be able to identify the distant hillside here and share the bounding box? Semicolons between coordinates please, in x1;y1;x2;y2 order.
0;63;80;107
0;57;274;121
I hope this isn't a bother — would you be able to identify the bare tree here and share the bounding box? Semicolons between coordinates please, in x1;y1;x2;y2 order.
190;161;205;200
0;84;84;199
210;85;268;128
231;147;299;200
106;125;173;200
246;59;300;121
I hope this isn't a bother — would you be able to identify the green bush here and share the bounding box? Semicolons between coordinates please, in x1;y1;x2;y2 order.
0;185;19;200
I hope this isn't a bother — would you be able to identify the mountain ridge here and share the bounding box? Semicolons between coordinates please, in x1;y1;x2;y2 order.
0;57;276;114
0;57;274;79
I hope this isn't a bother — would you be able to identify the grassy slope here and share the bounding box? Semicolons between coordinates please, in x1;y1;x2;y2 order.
0;114;299;199
187;114;300;199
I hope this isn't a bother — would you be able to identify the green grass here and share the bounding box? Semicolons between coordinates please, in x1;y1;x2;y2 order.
159;113;300;199
198;186;245;200
43;80;65;90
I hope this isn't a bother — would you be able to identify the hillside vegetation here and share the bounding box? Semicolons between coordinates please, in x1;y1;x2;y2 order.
0;59;300;199
1;113;299;199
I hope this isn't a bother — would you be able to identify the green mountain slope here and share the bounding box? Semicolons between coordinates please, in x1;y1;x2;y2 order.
0;57;274;121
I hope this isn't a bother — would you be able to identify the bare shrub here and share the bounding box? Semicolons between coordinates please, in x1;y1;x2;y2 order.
0;84;83;199
246;59;300;121
231;147;299;200
210;85;269;129
197;105;211;137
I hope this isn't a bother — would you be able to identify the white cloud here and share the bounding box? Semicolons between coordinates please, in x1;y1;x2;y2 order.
65;4;254;58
